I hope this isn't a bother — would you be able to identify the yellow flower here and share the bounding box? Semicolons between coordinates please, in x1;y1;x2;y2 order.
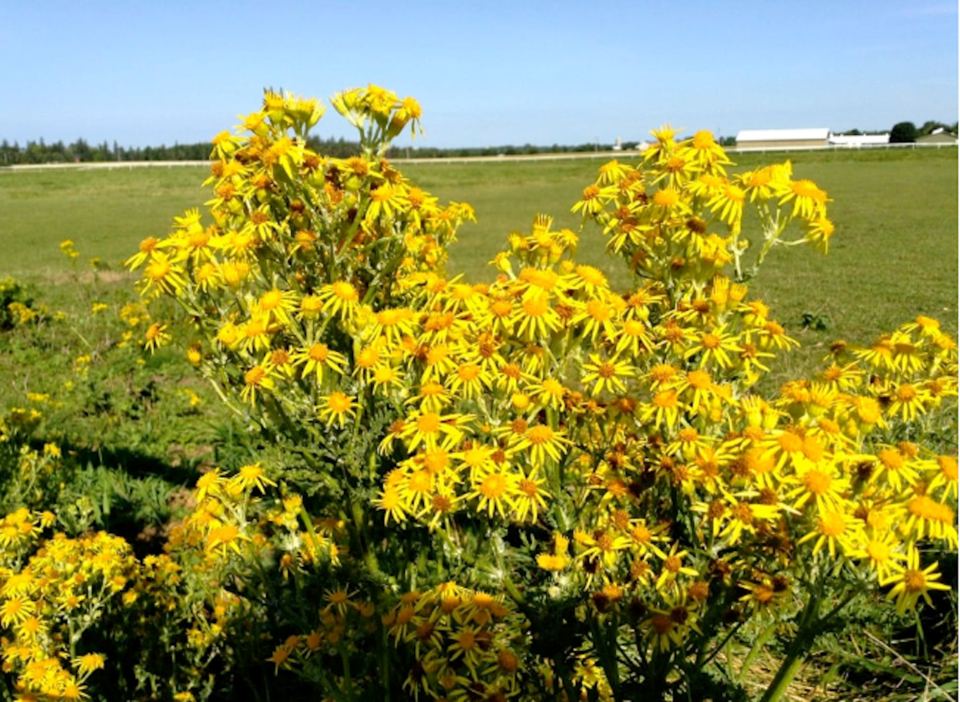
143;322;170;351
372;486;409;525
228;463;277;495
655;544;700;591
512;291;562;340
512;466;548;523
266;642;294;674
797;508;861;558
468;466;517;519
508;423;569;467
639;388;682;432
854;532;906;581
240;363;276;405
1;596;35;627
291;342;347;384
581;354;633;396
316;281;362;324
778;177;830;219
317;392;356;428
806;216;835;252
784;464;850;514
684;325;742;369
399;410;474;452
73;653;105;680
881;549;950;614
139;252;187;297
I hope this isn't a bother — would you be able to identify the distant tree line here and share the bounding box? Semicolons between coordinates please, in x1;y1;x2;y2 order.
836;120;958;144
0;135;679;166
9;121;950;166
887;120;958;144
0;136;371;165
0;138;211;165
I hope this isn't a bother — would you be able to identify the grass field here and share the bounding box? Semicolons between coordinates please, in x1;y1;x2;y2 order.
0;148;956;700
2;148;956;379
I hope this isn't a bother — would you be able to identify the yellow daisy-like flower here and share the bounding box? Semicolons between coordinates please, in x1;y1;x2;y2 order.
784;464;850;514
706;183;747;232
639;388;682;431
1;595;36;628
512;291;563;340
255;287;299;327
143;322;171;352
228;463;277;495
881;548;950;614
399;410;474;452
684;325;742;369
372;485;409;525
240;363;277;405
512;466;549;523
508;423;570;467
778;177;830;219
806;216;835;252
316;280;362;324
139;251;187;297
886;382;931;422
291;342;347;384
854;532;906;581
797;507;861;558
571;297;621;342
655;544;699;592
581;354;633;396
467;466;517;519
317;392;356;428
73;653;106;680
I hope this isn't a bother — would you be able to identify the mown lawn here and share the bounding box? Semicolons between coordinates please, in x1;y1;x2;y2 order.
1;148;956;381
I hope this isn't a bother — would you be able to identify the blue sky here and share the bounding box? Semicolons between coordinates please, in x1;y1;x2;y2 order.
1;0;957;149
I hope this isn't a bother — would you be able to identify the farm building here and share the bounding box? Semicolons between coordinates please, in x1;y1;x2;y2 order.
828;133;890;147
917;128;958;144
735;128;829;150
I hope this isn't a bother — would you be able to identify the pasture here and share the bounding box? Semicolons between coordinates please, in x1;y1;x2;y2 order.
2;147;957;378
0;146;956;700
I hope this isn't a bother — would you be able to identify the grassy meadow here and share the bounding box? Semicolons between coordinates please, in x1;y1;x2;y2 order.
0;147;956;699
2;147;957;376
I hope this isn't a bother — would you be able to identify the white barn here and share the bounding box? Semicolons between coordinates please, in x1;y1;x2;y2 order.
828;133;890;147
735;128;830;150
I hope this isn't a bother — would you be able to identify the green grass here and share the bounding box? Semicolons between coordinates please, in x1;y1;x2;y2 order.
0;166;209;278
0;149;955;702
1;148;956;355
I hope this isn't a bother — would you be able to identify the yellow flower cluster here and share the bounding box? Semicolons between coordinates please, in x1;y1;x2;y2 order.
1;277;49;328
176;464;340;571
126;88;956;698
573;127;834;283
0;516;131;701
380;583;526;700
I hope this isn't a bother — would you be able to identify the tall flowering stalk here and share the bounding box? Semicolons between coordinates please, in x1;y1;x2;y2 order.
128;88;957;700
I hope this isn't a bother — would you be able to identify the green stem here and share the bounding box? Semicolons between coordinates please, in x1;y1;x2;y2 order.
737;619;778;682
699;619;746;669
205;374;247;421
589;615;621;700
340;645;354;699
297;506;324;565
68;325;94;353
758;583;826;702
501;572;526;608
758;640;809;702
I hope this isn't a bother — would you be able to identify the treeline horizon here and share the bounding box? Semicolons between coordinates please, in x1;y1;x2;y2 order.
2;119;954;165
0;134;732;166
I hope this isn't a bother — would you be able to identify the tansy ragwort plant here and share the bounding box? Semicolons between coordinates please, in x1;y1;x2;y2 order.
124;86;957;700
